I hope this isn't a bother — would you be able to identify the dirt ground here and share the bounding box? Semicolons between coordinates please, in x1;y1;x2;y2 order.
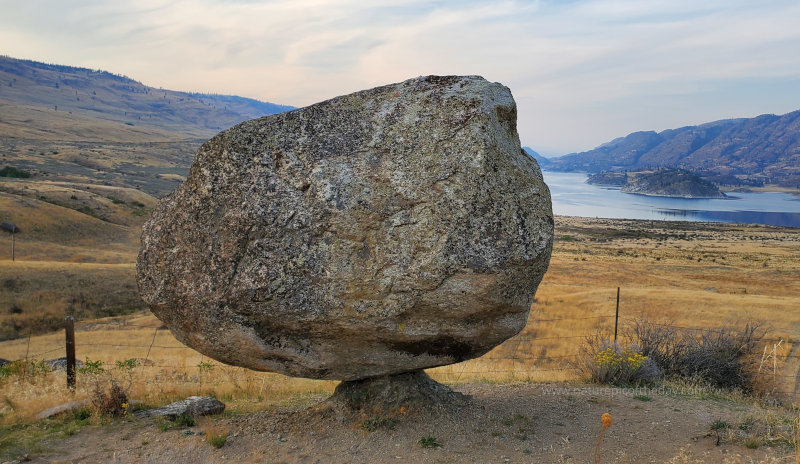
23;382;796;464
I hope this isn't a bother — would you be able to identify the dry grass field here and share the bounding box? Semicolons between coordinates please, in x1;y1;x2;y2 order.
1;215;799;462
2;216;799;418
0;179;153;340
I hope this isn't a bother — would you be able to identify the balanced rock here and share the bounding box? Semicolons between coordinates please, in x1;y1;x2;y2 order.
137;75;553;381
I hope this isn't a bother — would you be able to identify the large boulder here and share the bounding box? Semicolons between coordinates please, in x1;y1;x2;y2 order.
137;75;553;381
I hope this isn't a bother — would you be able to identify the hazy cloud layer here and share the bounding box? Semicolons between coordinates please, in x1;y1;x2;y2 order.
2;0;799;153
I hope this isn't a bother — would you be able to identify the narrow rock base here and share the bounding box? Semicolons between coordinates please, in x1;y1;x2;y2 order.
311;370;470;424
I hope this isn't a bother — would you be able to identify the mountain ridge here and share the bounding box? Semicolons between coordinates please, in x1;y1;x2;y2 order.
547;111;800;188
522;146;551;167
0;55;294;138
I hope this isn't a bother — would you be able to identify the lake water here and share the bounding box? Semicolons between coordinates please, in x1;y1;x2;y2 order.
542;171;800;228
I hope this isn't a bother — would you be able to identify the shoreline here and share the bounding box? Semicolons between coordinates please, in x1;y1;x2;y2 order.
720;184;800;196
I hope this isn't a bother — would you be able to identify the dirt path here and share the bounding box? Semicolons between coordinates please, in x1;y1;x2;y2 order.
29;383;795;463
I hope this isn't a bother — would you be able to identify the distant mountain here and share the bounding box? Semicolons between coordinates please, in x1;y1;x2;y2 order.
522;146;551;167
0;55;294;138
548;112;800;188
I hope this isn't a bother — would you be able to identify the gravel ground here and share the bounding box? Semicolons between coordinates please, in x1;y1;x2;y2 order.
26;382;796;463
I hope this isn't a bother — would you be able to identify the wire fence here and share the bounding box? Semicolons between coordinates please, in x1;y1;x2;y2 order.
4;310;799;401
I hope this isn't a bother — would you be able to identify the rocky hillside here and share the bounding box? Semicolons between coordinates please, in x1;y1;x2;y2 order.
549;112;800;188
587;169;727;198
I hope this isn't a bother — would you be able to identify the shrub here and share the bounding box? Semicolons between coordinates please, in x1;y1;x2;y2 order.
0;166;31;178
631;319;765;391
156;412;197;432
198;361;215;372
579;336;660;386
78;358;104;375
207;433;227;449
115;359;138;370
90;379;128;417
711;419;730;431
419;435;440;448
175;413;197;427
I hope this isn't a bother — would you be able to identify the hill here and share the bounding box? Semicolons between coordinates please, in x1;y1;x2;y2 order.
548;111;800;188
0;56;294;197
0;56;293;138
522;146;551;167
0;178;153;339
587;169;727;198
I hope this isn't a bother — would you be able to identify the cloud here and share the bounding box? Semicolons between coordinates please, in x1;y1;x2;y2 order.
1;0;800;152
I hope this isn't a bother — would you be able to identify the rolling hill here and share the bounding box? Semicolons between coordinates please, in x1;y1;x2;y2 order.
547;111;800;188
0;55;293;138
0;55;294;197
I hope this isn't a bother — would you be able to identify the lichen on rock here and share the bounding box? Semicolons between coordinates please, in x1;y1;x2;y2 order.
137;75;553;381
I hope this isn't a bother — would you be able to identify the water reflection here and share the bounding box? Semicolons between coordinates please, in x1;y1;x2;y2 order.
658;209;800;227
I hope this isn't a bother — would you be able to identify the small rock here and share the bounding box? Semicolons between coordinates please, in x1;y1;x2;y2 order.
133;396;225;419
44;357;84;371
35;400;89;420
128;357;156;366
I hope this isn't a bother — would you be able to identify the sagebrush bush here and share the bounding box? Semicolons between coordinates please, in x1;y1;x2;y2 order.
579;336;661;386
90;379;128;417
631;319;765;391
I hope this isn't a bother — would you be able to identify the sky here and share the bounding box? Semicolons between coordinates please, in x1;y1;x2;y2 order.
2;0;800;155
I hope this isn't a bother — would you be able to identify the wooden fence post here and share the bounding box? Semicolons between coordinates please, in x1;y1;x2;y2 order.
65;316;76;391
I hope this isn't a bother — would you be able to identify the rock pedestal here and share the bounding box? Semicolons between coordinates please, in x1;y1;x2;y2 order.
137;75;553;381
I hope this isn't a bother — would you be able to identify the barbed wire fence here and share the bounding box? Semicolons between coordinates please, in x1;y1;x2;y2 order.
6;300;800;403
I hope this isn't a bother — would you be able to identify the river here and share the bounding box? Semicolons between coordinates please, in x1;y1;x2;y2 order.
542;171;800;228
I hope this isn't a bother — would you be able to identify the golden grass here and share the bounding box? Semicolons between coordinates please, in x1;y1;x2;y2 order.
1;215;799;424
0;313;337;423
435;217;800;392
0;261;143;340
0;100;187;143
0;189;141;263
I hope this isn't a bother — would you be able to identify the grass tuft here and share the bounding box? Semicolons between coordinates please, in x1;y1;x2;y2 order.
419;435;440;449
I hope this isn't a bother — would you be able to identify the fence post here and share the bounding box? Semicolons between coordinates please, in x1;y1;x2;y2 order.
796;411;799;464
614;287;620;344
65;316;76;391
